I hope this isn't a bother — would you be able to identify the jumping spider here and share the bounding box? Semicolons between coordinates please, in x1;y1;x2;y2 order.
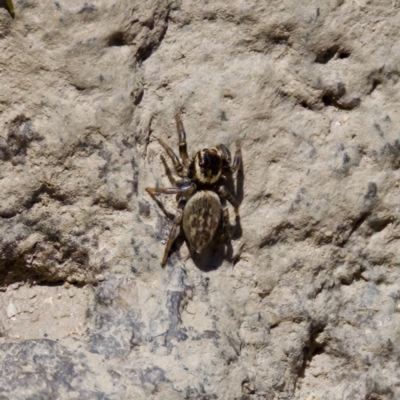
146;114;241;267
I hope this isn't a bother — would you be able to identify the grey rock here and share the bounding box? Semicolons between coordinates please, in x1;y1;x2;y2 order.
0;339;104;399
0;0;400;399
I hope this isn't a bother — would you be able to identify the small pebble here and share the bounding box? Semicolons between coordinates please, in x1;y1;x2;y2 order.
7;302;17;318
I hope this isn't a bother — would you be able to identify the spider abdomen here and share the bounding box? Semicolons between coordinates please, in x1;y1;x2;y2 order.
182;190;221;253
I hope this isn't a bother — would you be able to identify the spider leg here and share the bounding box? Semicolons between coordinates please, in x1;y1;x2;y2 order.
220;205;231;242
218;141;241;174
161;202;184;267
228;141;241;174
161;155;178;186
217;144;232;166
146;182;196;197
156;137;188;177
175;114;191;168
218;186;239;217
210;204;232;260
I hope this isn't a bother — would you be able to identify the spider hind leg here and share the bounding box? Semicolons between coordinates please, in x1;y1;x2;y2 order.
161;205;184;267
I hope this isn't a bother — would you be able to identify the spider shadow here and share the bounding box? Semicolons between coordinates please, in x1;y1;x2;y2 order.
224;154;244;241
169;227;235;272
190;230;236;272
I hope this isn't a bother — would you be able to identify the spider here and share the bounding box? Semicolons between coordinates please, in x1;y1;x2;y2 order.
146;114;241;267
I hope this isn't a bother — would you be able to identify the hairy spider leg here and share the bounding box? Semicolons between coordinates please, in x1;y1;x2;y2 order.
217;144;232;166
218;141;241;174
229;141;241;174
221;205;231;241
218;186;240;217
146;182;196;197
160;155;179;186
175;114;191;168
146;183;196;266
161;201;184;267
156;138;188;178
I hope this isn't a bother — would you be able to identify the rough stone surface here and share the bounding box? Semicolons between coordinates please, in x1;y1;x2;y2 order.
1;0;400;399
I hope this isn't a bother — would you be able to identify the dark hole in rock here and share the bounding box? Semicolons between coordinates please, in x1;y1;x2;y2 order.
368;217;392;233
107;32;128;47
315;45;339;64
322;95;332;106
369;79;382;94
133;89;144;106
338;51;350;59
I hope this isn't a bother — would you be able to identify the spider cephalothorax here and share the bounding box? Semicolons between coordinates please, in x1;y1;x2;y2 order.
192;148;223;184
146;114;241;267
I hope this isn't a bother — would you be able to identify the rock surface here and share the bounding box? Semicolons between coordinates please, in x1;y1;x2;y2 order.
1;0;400;399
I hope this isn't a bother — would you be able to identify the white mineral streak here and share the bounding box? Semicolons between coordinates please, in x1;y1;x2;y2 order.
6;302;16;318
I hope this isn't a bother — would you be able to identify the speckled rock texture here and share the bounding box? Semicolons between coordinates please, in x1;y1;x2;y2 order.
1;0;400;399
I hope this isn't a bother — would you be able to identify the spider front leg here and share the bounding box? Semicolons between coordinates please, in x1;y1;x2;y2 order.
218;141;241;174
156;138;188;178
175;114;191;168
229;141;242;174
